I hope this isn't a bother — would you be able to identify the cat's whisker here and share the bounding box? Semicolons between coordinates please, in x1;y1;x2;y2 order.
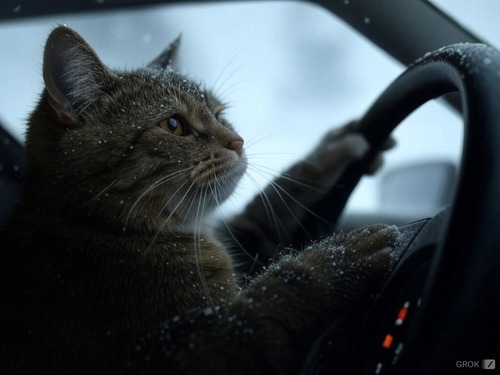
124;167;194;228
248;161;328;195
243;170;288;241
244;152;298;160
89;179;119;202
212;48;245;98
248;164;331;222
242;132;284;150
246;164;332;234
211;179;261;274
214;78;253;102
193;187;215;307
156;175;197;219
277;173;329;194
180;185;203;220
244;154;298;165
145;178;198;253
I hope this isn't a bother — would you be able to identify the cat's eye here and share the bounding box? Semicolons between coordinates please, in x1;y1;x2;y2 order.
158;115;187;136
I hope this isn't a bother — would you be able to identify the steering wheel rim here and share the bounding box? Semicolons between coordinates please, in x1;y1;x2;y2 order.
316;43;500;372
397;44;500;371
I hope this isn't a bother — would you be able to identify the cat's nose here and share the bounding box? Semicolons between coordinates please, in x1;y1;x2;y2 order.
228;139;244;156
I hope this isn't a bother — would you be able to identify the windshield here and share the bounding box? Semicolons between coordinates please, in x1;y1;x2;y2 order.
0;1;467;216
431;0;499;49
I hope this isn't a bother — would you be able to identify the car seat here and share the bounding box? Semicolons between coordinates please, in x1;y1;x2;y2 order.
0;122;24;230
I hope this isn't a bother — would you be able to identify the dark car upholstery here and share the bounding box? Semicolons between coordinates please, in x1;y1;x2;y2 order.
0;123;24;229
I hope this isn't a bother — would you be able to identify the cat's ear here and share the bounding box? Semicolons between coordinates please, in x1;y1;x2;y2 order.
43;25;111;125
147;35;181;70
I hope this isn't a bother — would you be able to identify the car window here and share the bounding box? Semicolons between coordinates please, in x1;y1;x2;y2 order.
0;2;464;217
431;0;499;49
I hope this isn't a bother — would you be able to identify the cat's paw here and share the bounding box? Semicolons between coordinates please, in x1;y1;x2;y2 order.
317;224;401;284
309;121;395;178
306;123;367;176
335;223;398;252
335;225;403;291
313;131;369;174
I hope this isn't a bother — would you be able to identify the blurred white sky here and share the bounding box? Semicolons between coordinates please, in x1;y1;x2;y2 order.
0;1;497;214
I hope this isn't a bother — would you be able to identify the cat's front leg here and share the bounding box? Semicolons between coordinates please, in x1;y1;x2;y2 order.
230;224;399;374
131;224;400;375
221;121;394;274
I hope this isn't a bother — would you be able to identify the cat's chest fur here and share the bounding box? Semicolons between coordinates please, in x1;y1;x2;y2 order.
7;211;236;343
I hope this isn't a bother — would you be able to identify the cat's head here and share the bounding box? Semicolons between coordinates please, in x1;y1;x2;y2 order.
26;25;246;232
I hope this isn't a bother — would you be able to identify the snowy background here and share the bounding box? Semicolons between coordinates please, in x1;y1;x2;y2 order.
0;1;498;215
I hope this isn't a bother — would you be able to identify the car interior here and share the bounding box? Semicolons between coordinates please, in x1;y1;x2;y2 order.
1;1;499;374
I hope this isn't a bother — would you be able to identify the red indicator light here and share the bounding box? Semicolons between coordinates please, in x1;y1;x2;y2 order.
382;334;394;349
395;301;410;326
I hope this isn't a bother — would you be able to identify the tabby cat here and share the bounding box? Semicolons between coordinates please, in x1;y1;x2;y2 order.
0;26;399;374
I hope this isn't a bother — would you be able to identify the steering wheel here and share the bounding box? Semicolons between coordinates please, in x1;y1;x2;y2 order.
306;43;500;374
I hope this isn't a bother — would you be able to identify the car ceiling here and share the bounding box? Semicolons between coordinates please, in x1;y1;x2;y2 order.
1;0;485;63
